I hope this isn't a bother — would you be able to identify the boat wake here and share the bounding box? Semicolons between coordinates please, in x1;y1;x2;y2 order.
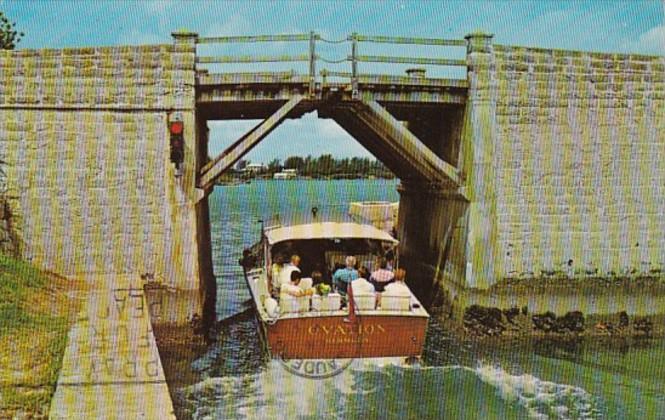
472;363;603;419
177;359;604;419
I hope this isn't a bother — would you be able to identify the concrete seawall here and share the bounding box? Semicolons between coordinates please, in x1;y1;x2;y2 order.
49;287;176;419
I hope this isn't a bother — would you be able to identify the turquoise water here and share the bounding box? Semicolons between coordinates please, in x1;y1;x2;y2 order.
178;179;665;419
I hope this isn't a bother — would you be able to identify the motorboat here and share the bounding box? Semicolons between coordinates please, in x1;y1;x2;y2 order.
240;220;429;360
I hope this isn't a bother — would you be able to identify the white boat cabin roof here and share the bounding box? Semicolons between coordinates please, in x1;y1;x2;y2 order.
264;222;398;246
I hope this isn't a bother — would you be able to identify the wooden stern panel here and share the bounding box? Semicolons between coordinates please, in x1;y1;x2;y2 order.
266;315;428;359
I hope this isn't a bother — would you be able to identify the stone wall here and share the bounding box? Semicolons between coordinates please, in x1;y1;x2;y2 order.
492;45;665;281
0;198;18;256
0;44;200;289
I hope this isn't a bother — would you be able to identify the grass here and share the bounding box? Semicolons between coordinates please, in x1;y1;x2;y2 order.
0;254;86;419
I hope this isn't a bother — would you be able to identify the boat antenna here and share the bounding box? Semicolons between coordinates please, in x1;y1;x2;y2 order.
311;206;318;219
258;219;264;235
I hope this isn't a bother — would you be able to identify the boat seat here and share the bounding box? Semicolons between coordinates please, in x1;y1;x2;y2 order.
280;295;310;313
353;293;376;311
380;295;411;312
312;293;341;311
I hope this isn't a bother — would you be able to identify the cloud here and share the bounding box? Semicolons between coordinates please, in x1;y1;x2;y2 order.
634;25;665;54
206;114;372;164
145;0;172;15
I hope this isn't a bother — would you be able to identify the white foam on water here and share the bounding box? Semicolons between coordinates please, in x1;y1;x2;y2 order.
181;358;417;419
179;374;268;419
473;364;602;419
181;359;605;419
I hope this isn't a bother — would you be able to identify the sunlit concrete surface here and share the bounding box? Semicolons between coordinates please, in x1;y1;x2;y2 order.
49;288;175;419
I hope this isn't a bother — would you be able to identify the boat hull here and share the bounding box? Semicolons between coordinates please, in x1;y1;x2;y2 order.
264;314;428;359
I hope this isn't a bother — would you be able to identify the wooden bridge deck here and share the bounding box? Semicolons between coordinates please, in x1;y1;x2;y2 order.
196;72;467;120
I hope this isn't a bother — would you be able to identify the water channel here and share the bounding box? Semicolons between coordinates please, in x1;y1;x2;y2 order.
169;179;664;419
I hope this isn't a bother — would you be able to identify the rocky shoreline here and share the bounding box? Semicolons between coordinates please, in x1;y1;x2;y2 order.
432;303;664;343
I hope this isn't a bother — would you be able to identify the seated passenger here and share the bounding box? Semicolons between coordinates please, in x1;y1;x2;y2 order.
351;266;377;310
311;270;323;286
370;258;395;292
279;254;301;288
239;248;257;271
385;249;395;271
351;266;375;295
280;271;313;313
383;268;410;296
281;270;314;297
380;268;411;311
332;256;358;295
269;253;286;296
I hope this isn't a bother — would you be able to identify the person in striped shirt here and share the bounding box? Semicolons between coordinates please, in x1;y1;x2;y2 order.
370;257;394;292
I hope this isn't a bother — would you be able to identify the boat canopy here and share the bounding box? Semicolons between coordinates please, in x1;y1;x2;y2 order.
264;222;398;246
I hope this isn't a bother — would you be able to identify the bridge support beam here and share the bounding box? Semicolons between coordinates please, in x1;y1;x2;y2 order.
198;96;304;189
331;107;419;181
460;32;500;289
351;100;462;189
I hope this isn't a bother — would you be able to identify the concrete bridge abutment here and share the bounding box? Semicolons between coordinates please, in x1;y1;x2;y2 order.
459;32;500;291
431;33;665;318
396;32;500;306
397;31;665;318
0;34;210;322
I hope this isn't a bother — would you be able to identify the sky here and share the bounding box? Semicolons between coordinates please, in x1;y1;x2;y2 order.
2;0;663;163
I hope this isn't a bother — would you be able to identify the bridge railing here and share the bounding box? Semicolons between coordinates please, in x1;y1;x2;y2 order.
196;32;317;95
194;32;468;97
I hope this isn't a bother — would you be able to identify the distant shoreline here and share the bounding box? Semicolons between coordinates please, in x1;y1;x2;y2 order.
215;175;397;185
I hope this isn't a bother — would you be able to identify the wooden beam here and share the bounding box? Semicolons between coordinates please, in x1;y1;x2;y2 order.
198;96;304;189
354;35;467;47
331;107;417;181
197;34;310;44
352;100;462;188
354;55;467;67
196;54;309;64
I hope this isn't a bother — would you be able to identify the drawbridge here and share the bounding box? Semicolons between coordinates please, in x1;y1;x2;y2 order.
189;32;468;193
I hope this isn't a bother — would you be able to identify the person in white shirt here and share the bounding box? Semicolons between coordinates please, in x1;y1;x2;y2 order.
351;266;377;310
380;268;411;310
383;268;410;297
280;270;314;313
351;266;375;295
279;254;301;288
281;270;313;297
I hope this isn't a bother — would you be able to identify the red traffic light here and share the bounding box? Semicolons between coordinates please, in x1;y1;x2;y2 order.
169;121;184;135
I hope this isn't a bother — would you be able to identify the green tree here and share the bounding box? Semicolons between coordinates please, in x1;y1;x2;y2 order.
267;158;282;174
0;11;23;50
302;155;313;176
283;156;304;171
317;154;335;176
